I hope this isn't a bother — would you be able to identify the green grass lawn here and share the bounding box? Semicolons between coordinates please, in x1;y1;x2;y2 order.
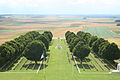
0;39;120;80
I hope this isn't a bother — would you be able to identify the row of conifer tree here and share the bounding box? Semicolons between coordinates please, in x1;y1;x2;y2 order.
65;31;120;63
0;31;53;67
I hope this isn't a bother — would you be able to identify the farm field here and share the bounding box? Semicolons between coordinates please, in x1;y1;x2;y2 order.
93;22;120;24
114;31;120;35
0;39;120;80
0;16;120;80
0;16;120;43
83;27;120;38
1;0;120;79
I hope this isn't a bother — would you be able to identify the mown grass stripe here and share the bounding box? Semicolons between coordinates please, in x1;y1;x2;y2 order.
78;58;85;71
12;57;24;70
90;54;104;71
20;59;28;70
93;53;110;71
73;56;80;73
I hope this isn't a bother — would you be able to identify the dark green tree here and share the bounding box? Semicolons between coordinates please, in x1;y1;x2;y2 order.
89;36;98;47
0;45;15;64
35;34;49;50
66;32;76;44
65;31;71;39
43;31;53;41
4;41;19;55
42;33;50;42
100;43;120;60
73;42;90;63
23;40;46;64
98;41;110;57
10;40;24;53
92;38;106;54
69;36;78;46
82;33;91;44
69;38;85;52
44;31;53;37
77;31;85;39
65;32;74;41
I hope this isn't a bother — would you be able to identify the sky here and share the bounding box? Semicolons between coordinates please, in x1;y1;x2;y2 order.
0;0;120;15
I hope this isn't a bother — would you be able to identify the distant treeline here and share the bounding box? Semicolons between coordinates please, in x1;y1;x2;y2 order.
115;20;120;26
115;20;120;22
117;24;120;26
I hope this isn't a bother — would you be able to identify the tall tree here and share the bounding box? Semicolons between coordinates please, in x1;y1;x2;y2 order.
73;42;90;64
35;34;49;50
89;36;98;47
69;38;85;52
43;31;53;41
92;38;106;54
0;45;15;64
23;40;46;64
100;43;120;60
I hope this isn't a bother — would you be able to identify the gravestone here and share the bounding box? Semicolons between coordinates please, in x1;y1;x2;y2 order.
110;63;120;73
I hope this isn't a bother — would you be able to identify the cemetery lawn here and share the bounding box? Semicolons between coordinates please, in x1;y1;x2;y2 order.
0;39;120;80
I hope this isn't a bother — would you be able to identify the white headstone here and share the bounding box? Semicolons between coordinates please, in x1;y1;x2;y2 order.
110;63;120;74
117;63;120;71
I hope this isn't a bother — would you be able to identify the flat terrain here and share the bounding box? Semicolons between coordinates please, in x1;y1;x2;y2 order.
83;27;120;38
0;16;120;80
0;39;120;80
0;16;120;47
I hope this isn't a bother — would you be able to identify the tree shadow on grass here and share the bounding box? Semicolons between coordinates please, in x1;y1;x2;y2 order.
0;70;7;72
85;58;91;62
47;50;50;52
75;64;94;69
0;55;23;72
0;66;14;72
73;57;91;62
46;54;50;63
102;60;117;69
23;63;48;70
